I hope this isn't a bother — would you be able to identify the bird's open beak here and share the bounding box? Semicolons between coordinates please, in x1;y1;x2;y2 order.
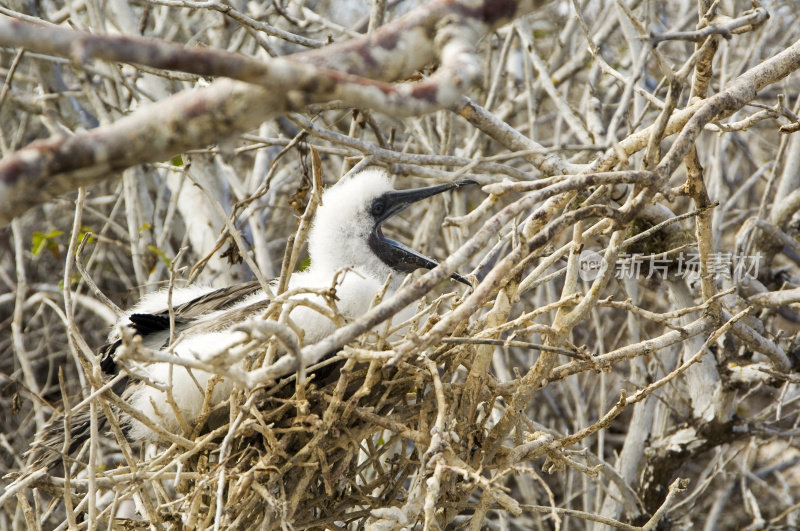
369;180;477;287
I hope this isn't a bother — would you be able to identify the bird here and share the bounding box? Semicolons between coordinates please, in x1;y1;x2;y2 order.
28;168;475;468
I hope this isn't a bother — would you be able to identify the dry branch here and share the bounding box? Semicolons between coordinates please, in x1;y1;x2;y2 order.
0;0;548;224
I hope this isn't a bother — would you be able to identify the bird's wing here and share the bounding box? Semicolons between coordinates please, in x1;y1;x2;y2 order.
169;280;264;318
129;279;264;336
169;297;274;337
136;280;264;324
101;280;267;376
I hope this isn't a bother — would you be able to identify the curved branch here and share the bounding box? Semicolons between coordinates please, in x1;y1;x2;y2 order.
0;0;550;225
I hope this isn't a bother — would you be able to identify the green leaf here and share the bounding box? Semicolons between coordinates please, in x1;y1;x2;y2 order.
58;274;81;289
147;245;172;267
139;223;152;234
78;225;96;245
298;256;311;272
31;229;64;257
31;232;47;256
171;155;184;166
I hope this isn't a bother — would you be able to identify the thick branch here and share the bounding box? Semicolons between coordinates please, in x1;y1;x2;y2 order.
0;0;550;225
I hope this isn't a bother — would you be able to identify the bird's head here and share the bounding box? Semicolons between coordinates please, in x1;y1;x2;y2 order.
307;169;475;286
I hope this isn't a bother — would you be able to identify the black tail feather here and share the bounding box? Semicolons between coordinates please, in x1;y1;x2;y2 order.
27;408;107;472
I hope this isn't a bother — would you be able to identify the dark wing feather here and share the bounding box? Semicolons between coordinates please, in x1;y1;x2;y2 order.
26;407;106;472
128;313;175;335
166;280;263;320
102;280;266;375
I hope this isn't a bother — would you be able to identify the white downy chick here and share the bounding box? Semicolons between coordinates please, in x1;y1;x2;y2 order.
40;169;476;454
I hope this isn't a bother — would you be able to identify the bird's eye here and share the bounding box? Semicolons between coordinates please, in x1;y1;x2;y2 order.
371;198;386;217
